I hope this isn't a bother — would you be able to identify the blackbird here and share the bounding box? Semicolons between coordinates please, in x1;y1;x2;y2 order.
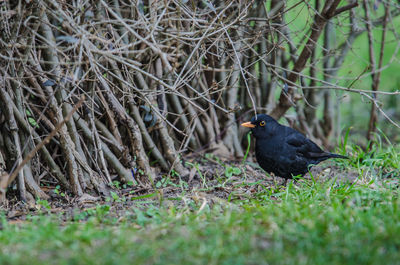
241;114;347;179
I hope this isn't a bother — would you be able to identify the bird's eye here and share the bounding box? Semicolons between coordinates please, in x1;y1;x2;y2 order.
259;121;266;126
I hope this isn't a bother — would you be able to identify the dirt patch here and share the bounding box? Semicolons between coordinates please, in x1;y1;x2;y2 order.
1;158;392;224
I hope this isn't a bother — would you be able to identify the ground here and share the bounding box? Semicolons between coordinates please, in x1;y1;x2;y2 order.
4;158;355;223
1;145;399;264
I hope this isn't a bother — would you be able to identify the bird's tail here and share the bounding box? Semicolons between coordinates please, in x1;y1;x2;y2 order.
328;153;348;159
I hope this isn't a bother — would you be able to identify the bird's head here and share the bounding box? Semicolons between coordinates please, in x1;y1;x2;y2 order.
241;114;279;139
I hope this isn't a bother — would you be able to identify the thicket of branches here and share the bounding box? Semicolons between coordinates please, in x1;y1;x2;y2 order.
0;0;399;202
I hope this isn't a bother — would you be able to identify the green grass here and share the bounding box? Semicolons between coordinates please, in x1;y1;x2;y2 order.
1;149;399;265
1;183;399;265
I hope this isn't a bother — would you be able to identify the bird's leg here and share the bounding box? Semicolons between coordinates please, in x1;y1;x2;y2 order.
272;173;278;189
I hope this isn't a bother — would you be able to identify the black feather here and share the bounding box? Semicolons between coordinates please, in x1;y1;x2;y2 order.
242;114;348;179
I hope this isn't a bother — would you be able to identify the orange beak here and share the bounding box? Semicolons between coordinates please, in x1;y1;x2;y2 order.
241;122;255;128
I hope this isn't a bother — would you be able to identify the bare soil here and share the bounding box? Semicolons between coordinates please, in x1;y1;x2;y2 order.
3;157;396;225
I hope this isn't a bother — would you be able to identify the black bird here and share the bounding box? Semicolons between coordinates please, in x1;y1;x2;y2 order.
241;114;347;180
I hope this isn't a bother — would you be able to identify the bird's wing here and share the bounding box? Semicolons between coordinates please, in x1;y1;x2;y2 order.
285;129;325;159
